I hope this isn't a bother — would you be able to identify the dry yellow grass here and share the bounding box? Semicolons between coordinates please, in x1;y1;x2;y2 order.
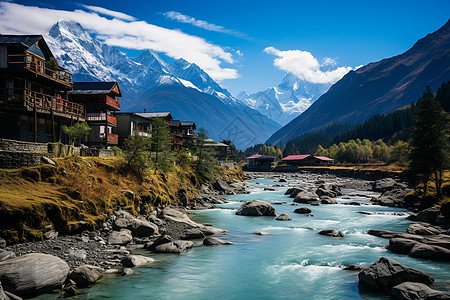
0;157;241;243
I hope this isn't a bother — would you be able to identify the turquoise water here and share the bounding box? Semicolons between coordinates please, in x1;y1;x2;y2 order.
74;177;450;299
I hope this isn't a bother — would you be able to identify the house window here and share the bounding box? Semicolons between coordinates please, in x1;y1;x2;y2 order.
45;119;52;135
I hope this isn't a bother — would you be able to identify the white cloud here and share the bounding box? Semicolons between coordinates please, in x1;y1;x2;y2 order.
82;5;136;21
164;11;246;39
264;46;355;84
0;2;239;81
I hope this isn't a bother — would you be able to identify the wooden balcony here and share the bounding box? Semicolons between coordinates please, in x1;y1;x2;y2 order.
86;113;117;126
7;54;72;87
0;88;85;119
106;95;120;110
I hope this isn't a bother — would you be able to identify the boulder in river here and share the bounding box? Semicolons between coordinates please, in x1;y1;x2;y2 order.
0;250;16;262
235;200;276;216
358;257;434;293
372;178;397;192
294;207;311;214
276;213;292;221
408;243;450;261
212;179;234;194
293;191;320;203
0;253;70;297
68;265;103;288
407;206;441;224
391;281;450;300
318;229;344;238
316;184;342;198
389;238;419;254
147;235;193;254
203;237;233;246
406;223;442;235
121;255;154;267
321;197;337;204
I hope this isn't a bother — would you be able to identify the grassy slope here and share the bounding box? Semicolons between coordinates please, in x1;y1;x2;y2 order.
0;156;242;243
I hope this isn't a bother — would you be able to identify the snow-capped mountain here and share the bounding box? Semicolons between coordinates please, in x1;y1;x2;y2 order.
46;20;281;148
170;58;236;105
237;73;331;125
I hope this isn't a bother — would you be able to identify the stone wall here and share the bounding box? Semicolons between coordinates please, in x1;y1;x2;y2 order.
99;149;114;157
0;138;47;153
0;151;43;169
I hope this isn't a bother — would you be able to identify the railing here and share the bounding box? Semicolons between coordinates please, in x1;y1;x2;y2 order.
23;89;84;118
86;113;117;126
105;95;120;110
8;54;73;86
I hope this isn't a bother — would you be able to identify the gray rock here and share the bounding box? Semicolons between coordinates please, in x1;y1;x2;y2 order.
121;255;154;267
69;265;103;288
279;178;287;182
212;179;233;194
121;268;134;276
0;253;69;297
391;281;450;300
114;217;159;238
68;249;87;261
316;184;342;198
407;223;442;235
0;239;6;249
235;200;276;216
41;156;56;166
372;178;397;191
154;240;193;253
276;213;292;221
318;229;344;238
180;228;205;240
321;198;337;204
408;243;450;261
108;230;133;245
368;230;425;242
344;265;368;271
0;250;15;262
358;257;434;293
293;191;320;203
372;188;409;207
203;237;233;246
407;206;441;224
294;207;311;214
389;238;420;254
252;231;272;236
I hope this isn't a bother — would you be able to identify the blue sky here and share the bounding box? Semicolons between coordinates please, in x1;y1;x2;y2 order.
2;0;449;95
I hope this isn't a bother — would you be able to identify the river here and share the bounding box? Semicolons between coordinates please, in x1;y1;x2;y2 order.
65;173;450;299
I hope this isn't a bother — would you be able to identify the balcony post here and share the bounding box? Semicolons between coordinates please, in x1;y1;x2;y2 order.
33;92;37;142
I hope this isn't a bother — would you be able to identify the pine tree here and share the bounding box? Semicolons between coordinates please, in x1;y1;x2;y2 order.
150;117;173;173
409;87;449;198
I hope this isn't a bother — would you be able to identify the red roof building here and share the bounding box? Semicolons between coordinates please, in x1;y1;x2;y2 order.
281;154;334;166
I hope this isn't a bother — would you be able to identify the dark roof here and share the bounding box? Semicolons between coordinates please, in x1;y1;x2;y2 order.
70;82;121;97
170;120;181;127
180;121;194;126
0;35;42;47
246;154;276;161
0;35;54;61
136;112;172;119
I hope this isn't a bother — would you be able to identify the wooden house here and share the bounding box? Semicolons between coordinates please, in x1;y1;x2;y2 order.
114;112;152;145
282;154;334;166
169;120;183;149
246;154;276;171
180;121;197;148
0;35;85;143
69;82;121;148
203;138;229;161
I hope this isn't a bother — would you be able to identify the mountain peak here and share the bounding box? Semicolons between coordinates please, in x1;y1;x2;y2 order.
49;19;92;41
133;49;170;74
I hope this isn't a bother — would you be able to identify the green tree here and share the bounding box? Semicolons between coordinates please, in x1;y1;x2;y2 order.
194;127;218;182
62;122;91;145
150;117;173;173
409;87;449;198
390;141;410;166
123;134;151;174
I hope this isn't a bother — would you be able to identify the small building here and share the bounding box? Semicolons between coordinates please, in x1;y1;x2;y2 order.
203;138;229;161
282;154;334;166
180;121;197;148
0;35;85;143
69;82;121;148
137;112;172;125
169;120;183;149
114;112;152;145
246;154;276;171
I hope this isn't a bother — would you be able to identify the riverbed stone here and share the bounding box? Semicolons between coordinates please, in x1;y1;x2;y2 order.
316;184;342;198
358;257;434;293
407;206;441;224
0;239;5;249
294;207;311;214
252;231;272;236
212;179;234;194
276;213;292;221
389;238;419;254
121;255;154;267
293;191;320;203
408;243;450;260
0;253;70;297
236;200;276;216
318;229;344;238
406;223;441;235
203;237;233;246
321;197;337;204
0;250;15;262
180;228;206;240
391;281;450;300
108;230;133;245
154;240;193;253
69;265;103;288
